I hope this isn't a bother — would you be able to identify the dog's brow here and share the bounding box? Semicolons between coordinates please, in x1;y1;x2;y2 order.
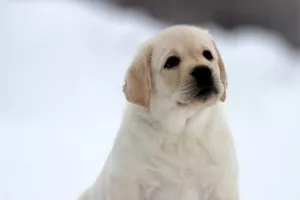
164;48;179;58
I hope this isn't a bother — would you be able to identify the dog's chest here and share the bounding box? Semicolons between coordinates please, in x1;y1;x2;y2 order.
146;133;216;174
145;186;203;200
134;132;222;199
108;109;234;200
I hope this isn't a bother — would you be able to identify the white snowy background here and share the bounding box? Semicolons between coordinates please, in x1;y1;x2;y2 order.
1;1;300;200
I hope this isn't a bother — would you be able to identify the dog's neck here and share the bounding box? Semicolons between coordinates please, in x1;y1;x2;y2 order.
125;96;224;137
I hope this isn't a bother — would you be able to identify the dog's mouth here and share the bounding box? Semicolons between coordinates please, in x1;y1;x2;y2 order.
196;86;219;97
176;85;219;106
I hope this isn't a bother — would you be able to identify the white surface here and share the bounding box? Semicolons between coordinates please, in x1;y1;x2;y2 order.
1;1;300;200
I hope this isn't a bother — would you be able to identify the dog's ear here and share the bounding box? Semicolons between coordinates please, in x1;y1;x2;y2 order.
123;43;152;109
213;41;228;102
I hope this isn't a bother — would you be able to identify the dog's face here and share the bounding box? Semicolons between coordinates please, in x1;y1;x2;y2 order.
123;25;227;110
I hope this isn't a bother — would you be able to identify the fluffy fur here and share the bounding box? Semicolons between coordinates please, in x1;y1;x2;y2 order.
79;25;239;200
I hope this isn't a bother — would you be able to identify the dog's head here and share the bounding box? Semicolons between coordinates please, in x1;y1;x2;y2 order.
123;25;227;110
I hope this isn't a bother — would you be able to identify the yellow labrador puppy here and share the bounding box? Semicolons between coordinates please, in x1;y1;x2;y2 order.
79;25;239;200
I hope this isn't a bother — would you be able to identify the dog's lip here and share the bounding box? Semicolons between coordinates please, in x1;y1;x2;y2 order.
176;86;219;106
196;86;219;96
177;101;187;106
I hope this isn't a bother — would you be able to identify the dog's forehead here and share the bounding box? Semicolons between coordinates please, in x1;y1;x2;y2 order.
154;27;215;53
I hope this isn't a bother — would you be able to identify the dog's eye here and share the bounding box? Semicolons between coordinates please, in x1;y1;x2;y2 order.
164;56;180;69
203;50;213;61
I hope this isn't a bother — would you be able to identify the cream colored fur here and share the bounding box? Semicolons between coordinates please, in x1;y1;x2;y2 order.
79;25;239;200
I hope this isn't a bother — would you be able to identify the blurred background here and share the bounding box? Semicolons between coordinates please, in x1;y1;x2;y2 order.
111;0;300;48
1;0;300;200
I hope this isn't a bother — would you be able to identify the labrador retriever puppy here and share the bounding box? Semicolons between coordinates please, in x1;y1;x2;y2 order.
79;25;239;200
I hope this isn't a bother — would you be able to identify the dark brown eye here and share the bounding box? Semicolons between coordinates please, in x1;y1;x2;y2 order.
164;56;180;69
203;50;213;61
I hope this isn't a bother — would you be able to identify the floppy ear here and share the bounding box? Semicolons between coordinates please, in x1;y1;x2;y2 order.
213;42;228;102
123;44;152;109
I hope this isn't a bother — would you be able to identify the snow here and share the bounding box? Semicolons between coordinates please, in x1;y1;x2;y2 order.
1;1;300;200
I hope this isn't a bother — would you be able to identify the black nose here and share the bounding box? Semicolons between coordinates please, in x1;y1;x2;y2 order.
191;66;213;86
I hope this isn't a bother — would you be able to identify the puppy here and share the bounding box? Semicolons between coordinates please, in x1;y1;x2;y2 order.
79;25;239;200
